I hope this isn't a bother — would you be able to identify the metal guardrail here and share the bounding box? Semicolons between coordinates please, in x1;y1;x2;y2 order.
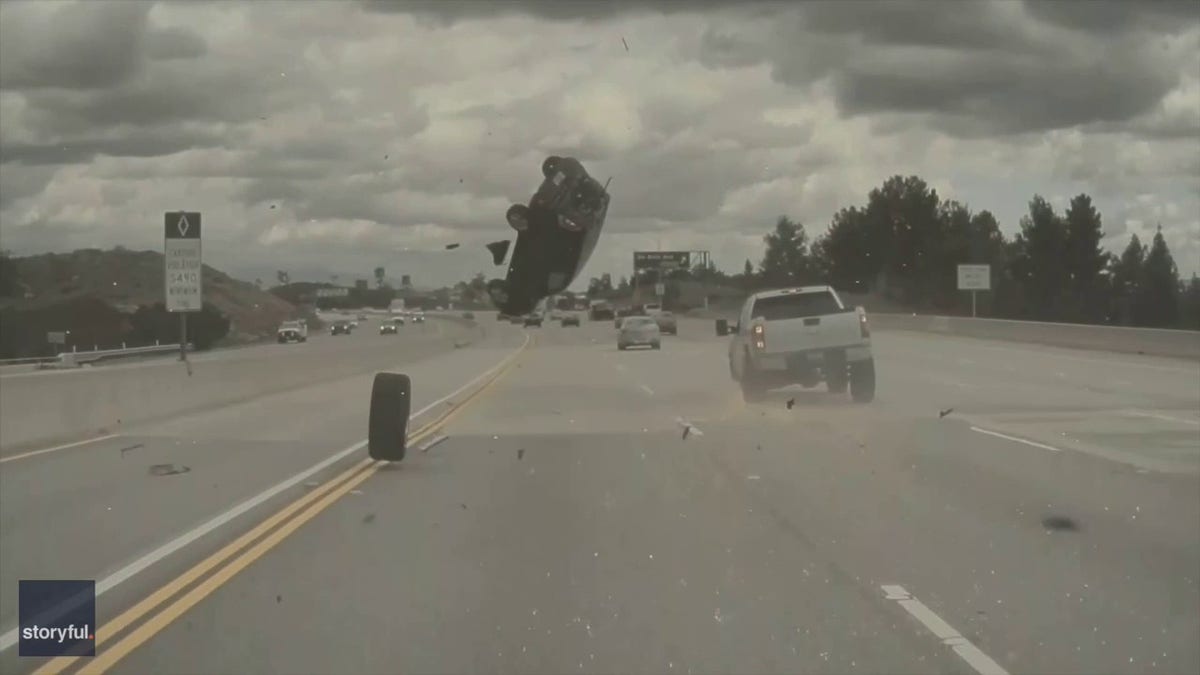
0;344;193;370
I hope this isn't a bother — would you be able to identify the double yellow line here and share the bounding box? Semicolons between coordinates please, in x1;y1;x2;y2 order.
36;343;526;675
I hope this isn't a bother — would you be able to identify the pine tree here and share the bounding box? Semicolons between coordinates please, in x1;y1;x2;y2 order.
1135;226;1180;327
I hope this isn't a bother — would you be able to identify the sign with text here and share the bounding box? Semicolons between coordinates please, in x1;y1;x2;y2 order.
633;251;690;271
316;287;350;298
957;264;991;291
19;579;95;657
164;212;202;312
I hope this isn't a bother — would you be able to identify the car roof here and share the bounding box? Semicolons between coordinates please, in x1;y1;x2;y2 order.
750;285;835;300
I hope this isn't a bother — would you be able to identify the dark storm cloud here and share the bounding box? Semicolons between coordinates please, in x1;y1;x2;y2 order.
144;26;208;61
0;2;150;90
1022;0;1200;34
362;0;759;23
0;165;57;210
0;129;227;167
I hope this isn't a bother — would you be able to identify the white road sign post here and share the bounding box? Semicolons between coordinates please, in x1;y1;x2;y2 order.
956;264;990;318
165;211;202;365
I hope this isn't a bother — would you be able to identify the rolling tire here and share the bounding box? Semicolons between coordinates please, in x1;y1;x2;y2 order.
506;204;530;232
543;155;563;178
850;359;876;403
368;372;411;462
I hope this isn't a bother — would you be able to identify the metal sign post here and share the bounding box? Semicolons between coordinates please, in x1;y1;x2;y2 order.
956;264;990;318
165;211;202;370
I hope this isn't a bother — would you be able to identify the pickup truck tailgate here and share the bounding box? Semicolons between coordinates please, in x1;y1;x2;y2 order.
757;311;862;354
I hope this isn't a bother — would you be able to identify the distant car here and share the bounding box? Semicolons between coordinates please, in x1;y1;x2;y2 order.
654;311;677;335
330;321;352;335
462;311;475;320
524;313;544;327
357;313;368;321
379;322;398;335
393;315;405;325
618;316;661;350
560;313;580;327
412;312;426;324
277;320;308;343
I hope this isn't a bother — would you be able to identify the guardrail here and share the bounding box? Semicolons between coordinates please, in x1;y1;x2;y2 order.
0;344;191;370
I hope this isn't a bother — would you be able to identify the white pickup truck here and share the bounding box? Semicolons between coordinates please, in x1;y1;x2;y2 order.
277;320;308;344
717;285;875;402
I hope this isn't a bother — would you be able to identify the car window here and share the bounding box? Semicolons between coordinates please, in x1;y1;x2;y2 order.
750;291;843;320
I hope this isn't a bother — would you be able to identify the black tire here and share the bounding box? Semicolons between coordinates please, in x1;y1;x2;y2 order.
506;204;530;232
618;344;626;351
826;355;848;394
850;359;876;403
542;155;563;178
740;354;768;402
368;372;411;462
652;341;661;350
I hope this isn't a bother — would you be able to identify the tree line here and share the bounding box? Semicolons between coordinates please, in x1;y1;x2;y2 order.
613;175;1197;329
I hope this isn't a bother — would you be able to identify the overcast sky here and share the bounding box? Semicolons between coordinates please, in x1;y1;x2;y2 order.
1;0;1197;290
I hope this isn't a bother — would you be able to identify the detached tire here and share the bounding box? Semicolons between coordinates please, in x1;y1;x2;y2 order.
543;155;563;178
506;204;530;232
849;359;876;403
368;372;411;462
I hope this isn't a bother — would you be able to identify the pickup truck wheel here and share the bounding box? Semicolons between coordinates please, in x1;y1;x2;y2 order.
740;356;768;402
826;356;848;394
849;359;875;403
506;204;530;232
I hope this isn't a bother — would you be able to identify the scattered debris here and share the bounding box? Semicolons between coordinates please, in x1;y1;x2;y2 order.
1042;516;1079;532
276;595;282;603
384;154;389;160
270;204;276;209
362;513;376;524
517;448;525;460
487;240;512;265
756;444;762;450
460;503;468;510
119;443;144;456
445;243;461;250
148;463;190;477
747;475;761;481
786;398;795;410
420;435;449;453
622;37;629;51
349;490;364;496
939;408;954;418
676;417;703;440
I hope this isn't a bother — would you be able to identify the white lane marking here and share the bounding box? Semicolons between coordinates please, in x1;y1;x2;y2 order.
881;584;1009;675
639;384;655;396
419;435;449;453
0;337;527;653
1123;409;1200;426
0;433;121;464
970;426;1062;453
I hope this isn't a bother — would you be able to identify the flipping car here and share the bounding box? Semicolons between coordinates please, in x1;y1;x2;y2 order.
488;156;611;317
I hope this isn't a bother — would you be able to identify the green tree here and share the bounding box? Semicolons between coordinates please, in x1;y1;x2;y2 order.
1134;226;1180;327
1180;274;1200;330
0;249;18;298
1110;234;1145;325
759;216;813;287
1010;195;1070;320
1062;194;1108;322
276;270;290;286
815;206;875;293
374;267;386;288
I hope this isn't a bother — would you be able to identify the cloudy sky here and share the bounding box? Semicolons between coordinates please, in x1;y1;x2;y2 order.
1;0;1197;290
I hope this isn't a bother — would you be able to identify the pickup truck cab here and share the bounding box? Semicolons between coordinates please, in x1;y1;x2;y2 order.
718;285;874;402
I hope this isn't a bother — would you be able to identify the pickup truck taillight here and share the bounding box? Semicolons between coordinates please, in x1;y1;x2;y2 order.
752;323;766;350
858;309;870;338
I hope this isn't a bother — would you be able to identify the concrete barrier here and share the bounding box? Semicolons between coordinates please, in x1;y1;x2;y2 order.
0;318;477;452
686;306;1199;361
867;313;1199;360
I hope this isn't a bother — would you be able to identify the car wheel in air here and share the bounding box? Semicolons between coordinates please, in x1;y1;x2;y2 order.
506;204;530;232
543;155;563;178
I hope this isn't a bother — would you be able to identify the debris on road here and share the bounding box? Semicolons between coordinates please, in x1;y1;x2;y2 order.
786;398;795;410
362;513;376;524
148;463;190;477
939;408;955;418
119;443;144;456
676;417;703;440
445;243;461;250
517;448;525;460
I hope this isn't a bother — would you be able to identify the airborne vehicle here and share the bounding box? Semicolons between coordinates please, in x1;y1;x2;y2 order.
487;156;611;317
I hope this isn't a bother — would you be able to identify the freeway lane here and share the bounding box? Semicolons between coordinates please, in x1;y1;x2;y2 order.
54;317;1197;675
0;317;526;674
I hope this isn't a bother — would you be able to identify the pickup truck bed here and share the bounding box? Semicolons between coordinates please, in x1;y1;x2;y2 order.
722;286;875;402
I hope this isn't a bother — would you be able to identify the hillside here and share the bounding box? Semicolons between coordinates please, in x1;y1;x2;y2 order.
1;249;300;353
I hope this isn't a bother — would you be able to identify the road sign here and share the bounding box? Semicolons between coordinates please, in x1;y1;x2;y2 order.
654;282;665;296
164;212;202;312
633;251;690;271
957;264;990;291
316;287;350;298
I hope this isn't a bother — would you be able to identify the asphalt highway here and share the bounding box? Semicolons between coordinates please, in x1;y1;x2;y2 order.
1;315;1196;675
